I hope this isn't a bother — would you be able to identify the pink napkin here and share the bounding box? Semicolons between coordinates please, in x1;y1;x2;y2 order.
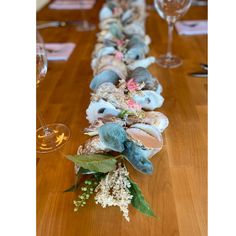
49;0;96;10
175;20;208;35
45;43;76;61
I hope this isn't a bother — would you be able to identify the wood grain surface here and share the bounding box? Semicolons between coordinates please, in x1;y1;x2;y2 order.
37;1;207;236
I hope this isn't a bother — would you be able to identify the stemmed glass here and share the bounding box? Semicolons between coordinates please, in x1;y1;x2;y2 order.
36;32;70;153
76;0;95;31
154;0;192;68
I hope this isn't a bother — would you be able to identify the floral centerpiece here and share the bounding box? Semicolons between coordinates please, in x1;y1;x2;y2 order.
65;0;169;222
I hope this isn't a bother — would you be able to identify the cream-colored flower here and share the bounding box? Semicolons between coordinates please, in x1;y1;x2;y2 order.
94;163;133;221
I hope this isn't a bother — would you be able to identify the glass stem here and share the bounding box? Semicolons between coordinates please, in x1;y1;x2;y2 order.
38;112;52;136
166;21;174;59
38;112;47;128
80;0;87;26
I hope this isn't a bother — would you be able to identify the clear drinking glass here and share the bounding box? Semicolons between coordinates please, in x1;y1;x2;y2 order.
36;32;70;153
154;0;192;68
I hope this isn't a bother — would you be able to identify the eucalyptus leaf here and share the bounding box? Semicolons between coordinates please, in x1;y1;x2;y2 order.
123;141;153;174
129;178;156;217
98;123;127;152
67;154;117;173
109;23;124;39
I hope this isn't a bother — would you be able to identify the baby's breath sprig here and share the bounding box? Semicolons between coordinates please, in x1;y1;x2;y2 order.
73;179;98;212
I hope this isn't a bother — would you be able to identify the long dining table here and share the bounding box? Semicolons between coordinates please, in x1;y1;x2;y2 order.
37;1;207;235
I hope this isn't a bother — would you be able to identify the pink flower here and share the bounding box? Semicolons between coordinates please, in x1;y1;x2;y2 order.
127;78;139;92
115;51;124;60
127;99;142;111
115;39;125;47
113;7;123;15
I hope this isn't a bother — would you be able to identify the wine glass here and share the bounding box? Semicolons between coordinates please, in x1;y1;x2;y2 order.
154;0;192;68
76;0;96;31
36;32;71;153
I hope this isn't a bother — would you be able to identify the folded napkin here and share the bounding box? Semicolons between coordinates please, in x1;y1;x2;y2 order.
49;0;96;10
175;20;208;35
45;43;76;61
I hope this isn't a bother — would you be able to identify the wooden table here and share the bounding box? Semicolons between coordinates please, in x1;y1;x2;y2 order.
37;2;207;235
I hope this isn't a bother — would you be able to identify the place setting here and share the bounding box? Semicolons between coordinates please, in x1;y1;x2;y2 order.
37;0;97;31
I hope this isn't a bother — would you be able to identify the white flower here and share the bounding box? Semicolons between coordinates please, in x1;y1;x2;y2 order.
94;163;133;221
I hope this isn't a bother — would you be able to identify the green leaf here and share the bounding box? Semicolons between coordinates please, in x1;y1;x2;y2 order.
118;110;128;119
64;175;81;193
129;178;156;217
94;172;107;180
77;167;96;175
63;183;79;192
67;154;117;173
